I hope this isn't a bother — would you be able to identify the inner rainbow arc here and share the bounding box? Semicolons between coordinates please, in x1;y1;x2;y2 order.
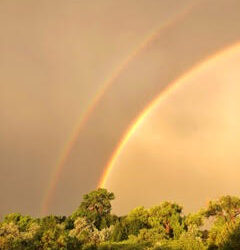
98;42;240;188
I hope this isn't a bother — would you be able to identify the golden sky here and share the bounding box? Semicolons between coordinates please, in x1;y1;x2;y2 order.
1;0;240;216
105;45;240;214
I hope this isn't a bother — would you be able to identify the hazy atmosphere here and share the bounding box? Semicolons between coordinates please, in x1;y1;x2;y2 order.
106;45;240;215
1;0;240;218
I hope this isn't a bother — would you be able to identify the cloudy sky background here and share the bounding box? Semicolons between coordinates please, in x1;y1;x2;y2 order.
1;0;240;216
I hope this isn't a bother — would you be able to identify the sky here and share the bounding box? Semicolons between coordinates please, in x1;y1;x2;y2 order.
1;0;240;217
105;45;240;215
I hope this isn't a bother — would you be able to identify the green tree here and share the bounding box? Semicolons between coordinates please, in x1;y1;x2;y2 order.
203;195;240;249
3;213;35;232
148;202;184;240
69;217;99;244
0;220;40;250
221;220;240;250
126;206;150;235
111;218;129;242
38;215;81;249
111;207;150;242
72;188;115;229
204;195;240;223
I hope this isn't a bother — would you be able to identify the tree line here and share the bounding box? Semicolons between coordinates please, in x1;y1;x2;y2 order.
1;188;240;249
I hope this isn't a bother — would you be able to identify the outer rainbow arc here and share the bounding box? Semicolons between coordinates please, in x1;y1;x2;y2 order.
41;0;201;216
98;42;240;188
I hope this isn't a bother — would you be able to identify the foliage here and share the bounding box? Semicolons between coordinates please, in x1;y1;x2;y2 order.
111;206;150;242
148;202;184;240
1;190;240;249
72;188;115;230
98;240;150;250
203;195;240;249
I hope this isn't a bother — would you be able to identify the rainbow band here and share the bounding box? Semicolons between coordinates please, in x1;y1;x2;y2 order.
40;1;200;216
98;42;240;188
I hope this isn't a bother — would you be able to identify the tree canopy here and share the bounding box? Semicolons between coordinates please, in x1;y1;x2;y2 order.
1;189;240;249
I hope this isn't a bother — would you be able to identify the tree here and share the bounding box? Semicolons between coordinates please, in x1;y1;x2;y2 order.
204;195;240;223
0;220;40;250
148;202;184;240
119;206;150;238
3;213;35;232
72;188;115;229
111;207;150;242
221;221;240;250
203;195;240;248
69;217;99;244
3;190;240;249
38;215;81;249
111;218;129;242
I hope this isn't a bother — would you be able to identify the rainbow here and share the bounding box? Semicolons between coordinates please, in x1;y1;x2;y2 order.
40;1;200;216
98;42;240;188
